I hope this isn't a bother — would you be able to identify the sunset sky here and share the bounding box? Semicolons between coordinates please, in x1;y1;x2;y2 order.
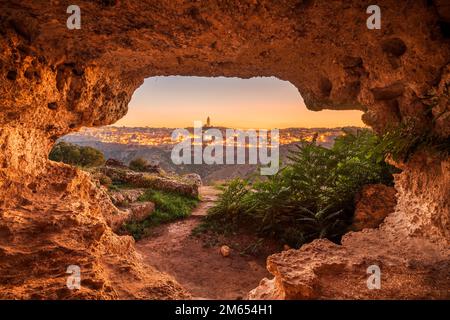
114;76;365;129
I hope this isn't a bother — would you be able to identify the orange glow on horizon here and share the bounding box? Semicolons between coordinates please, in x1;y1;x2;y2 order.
114;76;365;129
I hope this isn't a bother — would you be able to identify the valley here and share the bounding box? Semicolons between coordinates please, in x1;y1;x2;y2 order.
62;126;358;184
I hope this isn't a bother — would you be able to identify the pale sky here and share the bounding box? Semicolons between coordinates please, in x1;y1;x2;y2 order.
114;76;364;129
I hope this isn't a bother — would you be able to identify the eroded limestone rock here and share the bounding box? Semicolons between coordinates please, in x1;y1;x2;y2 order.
0;0;448;299
351;184;397;231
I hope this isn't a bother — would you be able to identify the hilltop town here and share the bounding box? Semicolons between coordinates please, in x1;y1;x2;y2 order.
63;125;359;149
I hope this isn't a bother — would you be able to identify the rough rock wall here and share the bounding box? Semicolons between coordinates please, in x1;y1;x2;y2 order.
249;153;450;299
351;184;397;231
0;0;449;299
0;162;188;299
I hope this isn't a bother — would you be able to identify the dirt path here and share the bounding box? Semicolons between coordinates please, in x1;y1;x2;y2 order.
135;186;272;300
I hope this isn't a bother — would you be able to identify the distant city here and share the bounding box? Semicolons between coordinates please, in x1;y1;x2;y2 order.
62;117;362;149
60;120;365;183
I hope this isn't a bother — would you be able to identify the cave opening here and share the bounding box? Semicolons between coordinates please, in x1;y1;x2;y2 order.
51;75;391;299
1;0;449;301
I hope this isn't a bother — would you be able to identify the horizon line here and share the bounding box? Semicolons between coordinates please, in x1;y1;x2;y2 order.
100;124;368;130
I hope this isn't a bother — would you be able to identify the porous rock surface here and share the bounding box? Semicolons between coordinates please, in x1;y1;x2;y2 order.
109;189;146;207
0;163;187;299
0;0;449;299
107;200;155;233
98;165;199;197
351;184;397;231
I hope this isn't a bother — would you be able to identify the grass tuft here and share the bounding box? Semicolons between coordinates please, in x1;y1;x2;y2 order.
122;189;199;240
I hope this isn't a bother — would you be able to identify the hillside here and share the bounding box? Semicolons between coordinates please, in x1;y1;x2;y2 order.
61;126;353;183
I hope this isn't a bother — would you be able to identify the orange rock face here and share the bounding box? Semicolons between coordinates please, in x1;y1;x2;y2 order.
351;184;397;231
0;0;449;299
0;163;188;299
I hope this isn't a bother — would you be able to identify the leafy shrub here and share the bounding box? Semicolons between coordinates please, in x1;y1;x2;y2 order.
377;119;450;162
198;179;251;234
123;190;199;240
129;157;149;172
98;174;112;187
49;142;105;168
199;129;398;248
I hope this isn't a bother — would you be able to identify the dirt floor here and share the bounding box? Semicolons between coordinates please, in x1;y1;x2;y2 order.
135;186;279;300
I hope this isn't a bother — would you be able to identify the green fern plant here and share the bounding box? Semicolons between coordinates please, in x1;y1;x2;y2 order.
201;129;398;248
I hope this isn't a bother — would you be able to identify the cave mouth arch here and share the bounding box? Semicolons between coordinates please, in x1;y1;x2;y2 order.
1;0;449;300
59;74;366;182
53;75;370;300
115;75;365;130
